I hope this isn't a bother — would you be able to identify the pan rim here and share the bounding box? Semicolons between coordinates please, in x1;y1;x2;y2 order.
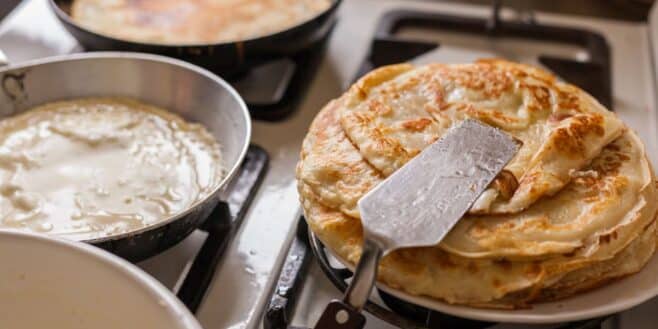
0;229;203;329
48;0;342;48
0;51;252;244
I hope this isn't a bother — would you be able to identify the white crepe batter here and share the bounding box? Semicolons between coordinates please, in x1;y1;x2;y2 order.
0;97;223;240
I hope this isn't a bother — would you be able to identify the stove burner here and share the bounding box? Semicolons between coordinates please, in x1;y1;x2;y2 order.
231;25;333;121
264;218;609;329
355;4;613;110
175;145;268;313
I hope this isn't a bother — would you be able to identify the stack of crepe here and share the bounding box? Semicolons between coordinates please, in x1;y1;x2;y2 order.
296;59;657;308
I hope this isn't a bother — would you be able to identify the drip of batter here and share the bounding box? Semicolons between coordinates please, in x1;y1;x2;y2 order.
0;98;223;240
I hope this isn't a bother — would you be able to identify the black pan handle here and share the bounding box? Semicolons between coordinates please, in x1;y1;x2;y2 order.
313;239;382;329
313;300;366;329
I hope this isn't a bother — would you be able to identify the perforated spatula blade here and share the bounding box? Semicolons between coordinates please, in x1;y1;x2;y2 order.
313;119;520;329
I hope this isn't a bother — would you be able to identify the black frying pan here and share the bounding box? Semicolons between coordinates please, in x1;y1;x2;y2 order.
49;0;342;76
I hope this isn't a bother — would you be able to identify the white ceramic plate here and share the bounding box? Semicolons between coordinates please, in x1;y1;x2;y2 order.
0;230;202;329
321;235;658;324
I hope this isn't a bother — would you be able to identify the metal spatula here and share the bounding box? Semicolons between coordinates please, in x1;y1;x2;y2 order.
313;119;520;329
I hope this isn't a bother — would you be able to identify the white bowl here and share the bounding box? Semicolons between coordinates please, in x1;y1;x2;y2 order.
0;230;202;329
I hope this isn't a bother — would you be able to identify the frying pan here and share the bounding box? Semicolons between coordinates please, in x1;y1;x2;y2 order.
49;0;342;76
0;52;251;262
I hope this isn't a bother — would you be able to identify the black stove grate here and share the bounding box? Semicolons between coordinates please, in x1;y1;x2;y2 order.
175;145;269;313
230;24;334;121
355;5;613;110
264;218;608;329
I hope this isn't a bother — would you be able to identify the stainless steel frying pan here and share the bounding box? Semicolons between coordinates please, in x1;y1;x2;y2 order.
0;51;251;261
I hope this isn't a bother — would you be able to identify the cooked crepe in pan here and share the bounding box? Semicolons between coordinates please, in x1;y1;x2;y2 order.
70;0;331;44
0;98;224;240
296;59;658;307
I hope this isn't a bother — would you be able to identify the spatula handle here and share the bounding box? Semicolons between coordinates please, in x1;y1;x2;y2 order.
313;239;382;329
344;239;382;310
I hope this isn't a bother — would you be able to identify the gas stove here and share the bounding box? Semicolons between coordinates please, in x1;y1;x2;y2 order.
1;1;657;329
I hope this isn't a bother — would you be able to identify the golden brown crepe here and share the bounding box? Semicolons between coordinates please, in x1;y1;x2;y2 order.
296;59;658;307
336;61;625;215
71;0;331;45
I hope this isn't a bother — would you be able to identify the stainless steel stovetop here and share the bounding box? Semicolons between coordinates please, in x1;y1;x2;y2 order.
1;1;657;329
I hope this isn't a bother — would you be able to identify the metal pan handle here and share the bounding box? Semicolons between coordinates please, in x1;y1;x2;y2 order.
313;239;383;329
343;239;383;311
0;50;8;67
